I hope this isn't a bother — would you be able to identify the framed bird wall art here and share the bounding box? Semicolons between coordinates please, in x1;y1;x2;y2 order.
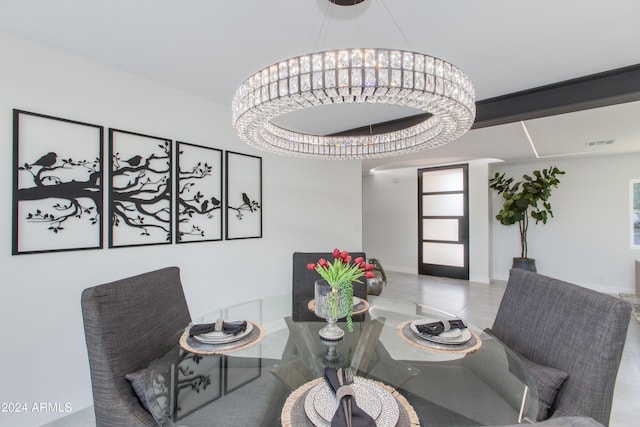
175;142;223;243
108;128;173;248
225;151;262;240
12;109;104;255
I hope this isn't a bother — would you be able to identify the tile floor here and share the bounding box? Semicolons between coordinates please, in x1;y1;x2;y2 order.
44;271;639;426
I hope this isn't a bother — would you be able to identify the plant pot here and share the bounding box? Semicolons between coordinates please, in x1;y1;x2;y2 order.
512;257;537;272
367;270;385;296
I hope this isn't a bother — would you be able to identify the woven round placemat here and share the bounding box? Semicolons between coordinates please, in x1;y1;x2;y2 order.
307;299;371;316
179;321;266;355
396;320;482;355
281;376;420;427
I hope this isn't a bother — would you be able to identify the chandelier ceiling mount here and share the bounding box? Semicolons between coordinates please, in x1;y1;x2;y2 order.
329;0;366;5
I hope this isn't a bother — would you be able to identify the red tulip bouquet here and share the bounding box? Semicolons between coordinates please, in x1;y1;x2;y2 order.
307;248;375;331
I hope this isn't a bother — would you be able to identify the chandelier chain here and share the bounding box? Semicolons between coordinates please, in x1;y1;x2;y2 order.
378;0;412;51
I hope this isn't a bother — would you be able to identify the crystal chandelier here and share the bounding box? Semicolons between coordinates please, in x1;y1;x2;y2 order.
231;10;475;160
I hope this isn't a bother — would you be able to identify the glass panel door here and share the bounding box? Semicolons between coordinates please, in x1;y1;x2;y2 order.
418;164;469;279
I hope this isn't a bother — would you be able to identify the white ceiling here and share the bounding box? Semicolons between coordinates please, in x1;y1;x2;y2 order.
1;0;640;172
365;100;640;173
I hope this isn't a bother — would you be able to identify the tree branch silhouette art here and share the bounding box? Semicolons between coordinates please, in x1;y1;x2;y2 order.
111;140;172;243
177;146;222;242
17;151;101;234
228;192;260;220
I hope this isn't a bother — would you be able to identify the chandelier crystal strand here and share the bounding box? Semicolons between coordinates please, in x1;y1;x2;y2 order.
232;48;475;160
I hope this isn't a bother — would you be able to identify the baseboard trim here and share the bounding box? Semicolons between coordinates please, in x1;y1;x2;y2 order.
384;266;416;275
491;272;634;295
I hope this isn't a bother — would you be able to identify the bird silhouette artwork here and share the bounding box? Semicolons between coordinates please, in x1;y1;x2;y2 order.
17;149;102;236
109;135;172;246
224;152;262;239
229;192;261;220
32;152;57;168
125;155;142;167
112;152;145;170
13;110;104;254
176;143;223;243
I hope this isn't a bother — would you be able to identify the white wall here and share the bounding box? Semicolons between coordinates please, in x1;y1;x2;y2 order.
490;155;640;293
362;160;492;283
363;153;639;295
467;160;491;283
0;32;362;426
362;170;417;274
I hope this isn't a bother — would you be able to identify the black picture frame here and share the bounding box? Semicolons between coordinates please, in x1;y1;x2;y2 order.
225;151;262;240
175;142;223;243
12;109;104;255
109;129;172;248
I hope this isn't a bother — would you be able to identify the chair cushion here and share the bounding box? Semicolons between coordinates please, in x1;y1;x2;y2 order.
125;369;170;414
518;354;568;420
125;370;151;411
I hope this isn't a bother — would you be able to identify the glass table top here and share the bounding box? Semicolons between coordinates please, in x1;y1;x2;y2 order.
143;294;538;426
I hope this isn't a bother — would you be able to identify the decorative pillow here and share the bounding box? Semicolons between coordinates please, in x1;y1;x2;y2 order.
519;355;569;420
125;369;168;413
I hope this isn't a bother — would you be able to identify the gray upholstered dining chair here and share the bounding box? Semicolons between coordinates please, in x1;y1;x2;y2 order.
291;251;368;322
488;269;631;426
81;266;191;427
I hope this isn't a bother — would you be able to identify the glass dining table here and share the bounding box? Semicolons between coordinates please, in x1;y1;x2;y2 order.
143;294;538;426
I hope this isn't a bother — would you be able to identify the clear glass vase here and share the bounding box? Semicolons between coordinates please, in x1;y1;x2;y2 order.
314;279;345;340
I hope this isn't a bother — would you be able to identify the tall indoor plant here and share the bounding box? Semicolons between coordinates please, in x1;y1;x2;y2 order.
489;166;565;271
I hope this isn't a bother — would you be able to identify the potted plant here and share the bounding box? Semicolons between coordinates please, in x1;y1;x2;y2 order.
489;166;565;272
307;249;375;340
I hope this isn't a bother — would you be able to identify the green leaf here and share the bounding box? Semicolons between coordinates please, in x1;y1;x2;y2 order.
490;166;565;256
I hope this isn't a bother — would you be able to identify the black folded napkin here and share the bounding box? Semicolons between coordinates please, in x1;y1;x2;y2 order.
416;319;467;336
324;367;376;427
189;319;247;336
